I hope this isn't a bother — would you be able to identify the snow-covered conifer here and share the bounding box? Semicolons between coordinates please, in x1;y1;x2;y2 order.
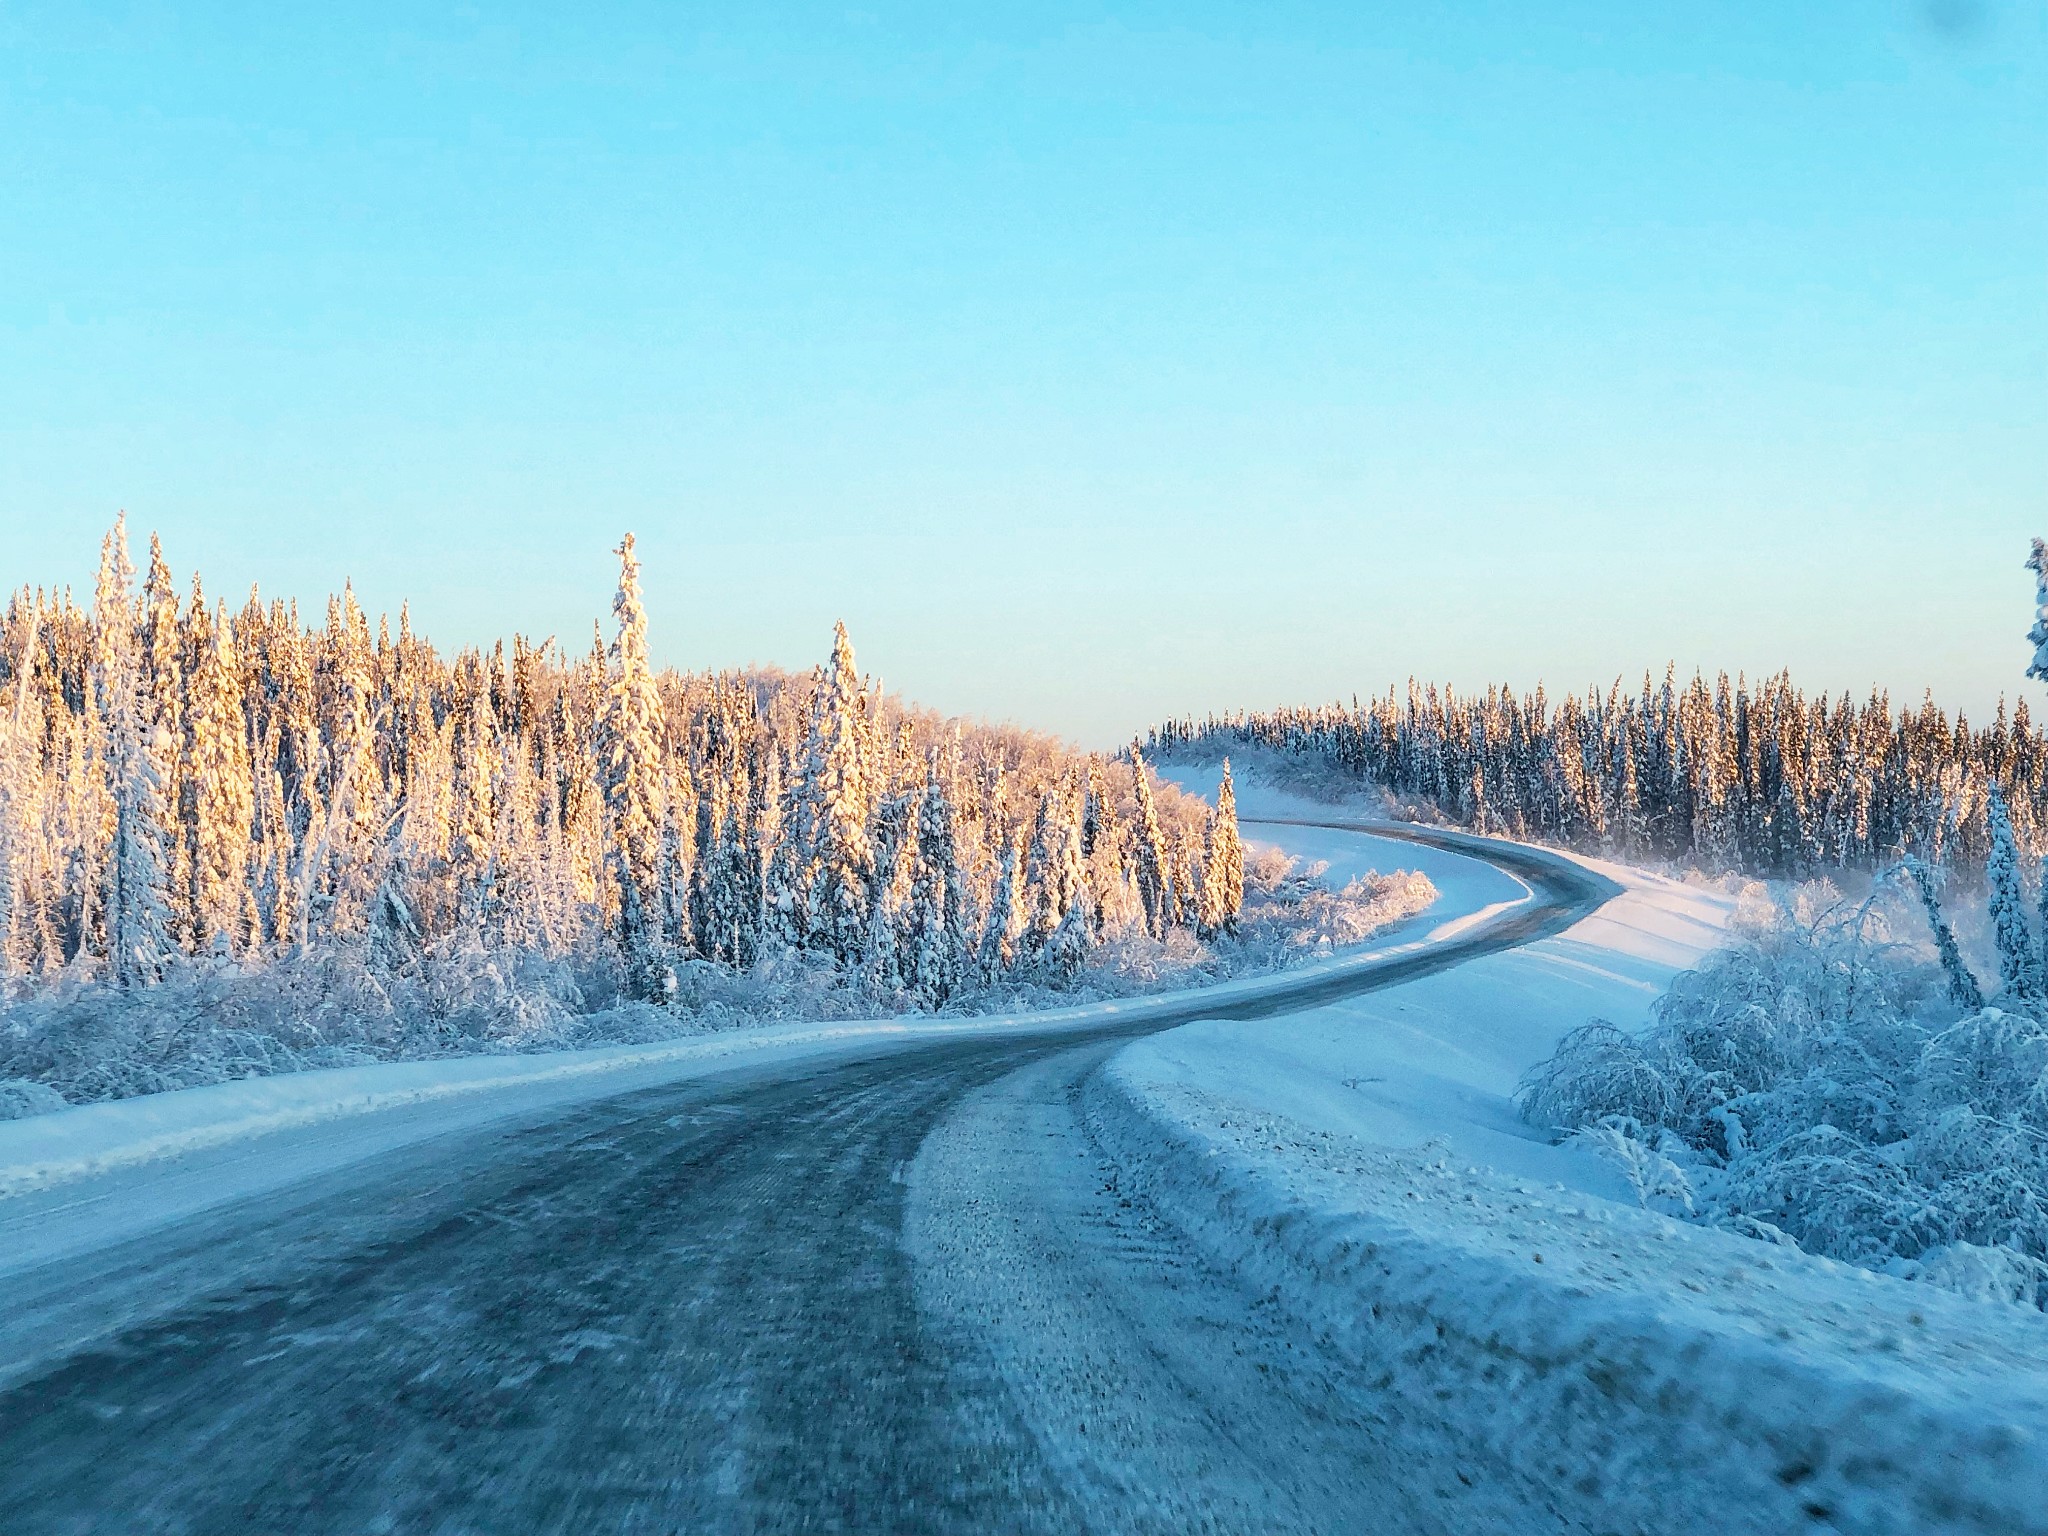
0;611;50;977
138;536;187;920
1022;783;1064;950
657;763;694;958
2027;538;2048;687
978;829;1022;983
903;752;968;1007
453;687;500;882
697;754;756;967
247;718;298;950
1614;718;1647;858
792;624;875;964
1023;777;1091;958
1196;760;1244;941
1127;745;1174;939
861;782;915;991
752;739;792;956
599;533;669;997
1041;887;1093;980
1081;758;1109;857
690;752;730;960
92;516;173;986
183;599;254;953
1986;786;2041;1004
312;585;386;941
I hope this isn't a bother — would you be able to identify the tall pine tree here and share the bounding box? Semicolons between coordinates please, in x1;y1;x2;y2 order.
92;515;172;985
600;533;669;998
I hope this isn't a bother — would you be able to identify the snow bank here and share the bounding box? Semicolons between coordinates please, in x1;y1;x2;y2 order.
0;1019;871;1202
1086;1066;2048;1535
1097;817;2048;1532
0;827;1483;1216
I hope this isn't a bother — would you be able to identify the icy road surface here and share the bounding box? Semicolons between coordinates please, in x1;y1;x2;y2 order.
0;826;1611;1534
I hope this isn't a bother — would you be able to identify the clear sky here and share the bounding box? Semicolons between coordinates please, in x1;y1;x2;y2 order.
3;3;2043;746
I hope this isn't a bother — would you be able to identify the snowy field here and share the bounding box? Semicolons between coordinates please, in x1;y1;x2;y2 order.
1124;768;2048;1533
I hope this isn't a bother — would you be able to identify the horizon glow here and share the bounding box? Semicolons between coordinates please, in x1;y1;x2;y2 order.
3;3;2043;747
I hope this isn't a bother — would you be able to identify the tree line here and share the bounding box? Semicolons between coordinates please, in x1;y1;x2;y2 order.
1148;669;2042;878
0;519;1244;1009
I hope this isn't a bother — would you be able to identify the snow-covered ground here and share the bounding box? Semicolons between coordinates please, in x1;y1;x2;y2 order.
1122;768;2048;1533
1153;762;1731;1198
0;828;1478;1282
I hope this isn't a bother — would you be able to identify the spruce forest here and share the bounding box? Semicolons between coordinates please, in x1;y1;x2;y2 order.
1147;666;2046;879
2;519;1430;1108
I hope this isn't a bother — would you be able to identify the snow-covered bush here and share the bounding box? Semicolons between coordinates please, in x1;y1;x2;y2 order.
1520;879;2048;1309
0;1076;67;1120
1569;1114;1696;1215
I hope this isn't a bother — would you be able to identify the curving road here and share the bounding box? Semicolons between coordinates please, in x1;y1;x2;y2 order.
0;822;1615;1535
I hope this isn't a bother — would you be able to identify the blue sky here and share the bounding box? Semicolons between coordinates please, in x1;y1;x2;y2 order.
2;3;2042;745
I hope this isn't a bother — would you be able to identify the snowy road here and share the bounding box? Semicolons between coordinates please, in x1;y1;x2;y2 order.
0;823;1614;1534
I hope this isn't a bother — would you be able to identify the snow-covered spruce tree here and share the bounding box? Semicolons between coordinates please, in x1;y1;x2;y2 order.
2027;538;2048;691
1985;785;2041;1005
452;687;500;909
183;596;255;955
393;705;456;936
1127;744;1175;939
1040;883;1094;981
1022;775;1092;971
903;751;969;1007
696;749;756;968
1082;758;1109;857
91;516;173;987
792;623;875;967
656;761;694;957
1021;780;1067;952
543;731;591;953
978;827;1022;983
248;717;299;951
1465;759;1489;837
1613;723;1646;859
39;633;110;967
599;534;671;999
1197;759;1245;941
689;748;731;961
861;767;917;992
137;534;188;933
308;585;387;944
559;648;608;917
487;723;545;952
749;736;787;958
0;610;45;977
